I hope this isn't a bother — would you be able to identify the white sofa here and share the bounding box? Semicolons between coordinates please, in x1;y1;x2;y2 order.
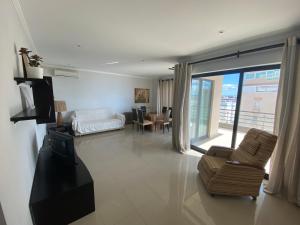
72;108;125;136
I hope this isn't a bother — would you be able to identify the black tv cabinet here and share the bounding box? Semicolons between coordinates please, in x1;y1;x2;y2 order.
29;150;95;225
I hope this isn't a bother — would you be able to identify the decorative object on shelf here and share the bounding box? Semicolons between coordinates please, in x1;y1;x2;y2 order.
19;47;31;78
19;83;35;110
54;100;67;127
27;54;44;79
19;47;44;79
134;88;150;103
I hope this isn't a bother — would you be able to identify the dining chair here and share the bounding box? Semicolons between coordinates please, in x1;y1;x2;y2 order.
162;106;167;114
140;106;147;115
137;109;153;133
155;109;171;133
132;108;138;130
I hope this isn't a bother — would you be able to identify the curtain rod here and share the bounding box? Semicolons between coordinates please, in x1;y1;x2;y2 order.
188;38;300;66
169;38;300;70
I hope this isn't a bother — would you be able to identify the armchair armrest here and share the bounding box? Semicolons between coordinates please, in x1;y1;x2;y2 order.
216;161;265;180
225;160;263;170
206;146;233;159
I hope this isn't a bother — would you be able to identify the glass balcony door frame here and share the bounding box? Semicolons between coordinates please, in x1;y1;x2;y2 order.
190;78;213;143
191;64;280;154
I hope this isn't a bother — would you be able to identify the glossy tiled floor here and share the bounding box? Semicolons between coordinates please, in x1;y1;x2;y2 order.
71;127;300;225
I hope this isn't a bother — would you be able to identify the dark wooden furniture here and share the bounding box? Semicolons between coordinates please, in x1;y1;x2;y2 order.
123;112;133;125
140;106;147;115
131;108;138;129
10;76;55;124
29;150;95;225
47;123;74;136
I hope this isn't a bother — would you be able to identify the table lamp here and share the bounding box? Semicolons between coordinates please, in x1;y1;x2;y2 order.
54;100;67;127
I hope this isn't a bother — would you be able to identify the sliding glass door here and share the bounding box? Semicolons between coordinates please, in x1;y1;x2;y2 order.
238;68;280;174
190;79;213;143
190;65;280;156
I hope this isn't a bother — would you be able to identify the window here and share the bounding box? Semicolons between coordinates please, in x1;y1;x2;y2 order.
255;71;266;79
244;73;255;80
256;85;278;92
266;70;280;80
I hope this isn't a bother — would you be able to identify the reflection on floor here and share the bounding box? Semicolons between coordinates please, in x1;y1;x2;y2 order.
71;126;300;225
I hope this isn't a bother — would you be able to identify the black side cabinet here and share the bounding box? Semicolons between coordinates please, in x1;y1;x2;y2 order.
29;150;95;225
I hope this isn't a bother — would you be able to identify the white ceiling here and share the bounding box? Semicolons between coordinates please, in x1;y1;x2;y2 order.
19;0;300;77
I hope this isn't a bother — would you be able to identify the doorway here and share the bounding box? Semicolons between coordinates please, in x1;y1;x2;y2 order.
190;64;280;156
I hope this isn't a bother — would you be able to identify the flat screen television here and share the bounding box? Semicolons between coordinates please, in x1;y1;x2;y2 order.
46;130;77;165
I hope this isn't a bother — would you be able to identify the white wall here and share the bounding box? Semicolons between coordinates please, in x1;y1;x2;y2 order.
46;69;157;121
0;1;46;225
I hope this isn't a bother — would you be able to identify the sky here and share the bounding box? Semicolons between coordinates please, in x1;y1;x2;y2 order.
222;73;239;96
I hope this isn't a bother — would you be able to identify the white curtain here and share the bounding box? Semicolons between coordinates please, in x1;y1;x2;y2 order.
265;36;300;206
157;79;174;113
172;63;192;153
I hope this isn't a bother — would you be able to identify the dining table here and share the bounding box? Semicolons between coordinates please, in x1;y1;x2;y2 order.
145;112;164;131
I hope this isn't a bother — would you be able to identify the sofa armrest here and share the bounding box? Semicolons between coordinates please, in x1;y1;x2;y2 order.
115;113;125;125
71;116;79;131
206;146;233;159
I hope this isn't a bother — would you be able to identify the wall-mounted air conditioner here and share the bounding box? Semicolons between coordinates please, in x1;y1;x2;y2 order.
54;69;79;78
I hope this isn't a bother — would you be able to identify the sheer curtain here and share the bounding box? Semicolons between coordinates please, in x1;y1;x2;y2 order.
265;36;300;206
172;63;192;153
157;79;174;113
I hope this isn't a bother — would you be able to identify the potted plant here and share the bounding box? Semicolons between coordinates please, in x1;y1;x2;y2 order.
27;54;44;79
19;48;44;79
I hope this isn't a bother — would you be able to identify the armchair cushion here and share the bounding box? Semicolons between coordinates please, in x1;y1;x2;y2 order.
238;138;261;156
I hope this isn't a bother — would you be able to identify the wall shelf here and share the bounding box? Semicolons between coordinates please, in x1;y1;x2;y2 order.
14;77;44;85
10;108;39;123
10;76;56;124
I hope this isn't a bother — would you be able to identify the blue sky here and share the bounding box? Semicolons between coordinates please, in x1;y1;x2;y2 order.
222;73;239;96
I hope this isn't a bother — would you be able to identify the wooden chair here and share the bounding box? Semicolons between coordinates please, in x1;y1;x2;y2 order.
155;109;171;133
140;106;147;116
168;107;172;125
132;108;138;130
137;109;153;133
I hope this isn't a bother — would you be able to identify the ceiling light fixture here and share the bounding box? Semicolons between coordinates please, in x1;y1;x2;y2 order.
105;61;119;65
218;30;225;34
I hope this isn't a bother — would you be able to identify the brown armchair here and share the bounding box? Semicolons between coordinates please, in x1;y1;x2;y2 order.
198;128;277;199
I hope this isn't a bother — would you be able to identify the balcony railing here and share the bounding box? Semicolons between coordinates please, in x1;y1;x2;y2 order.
219;108;275;132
